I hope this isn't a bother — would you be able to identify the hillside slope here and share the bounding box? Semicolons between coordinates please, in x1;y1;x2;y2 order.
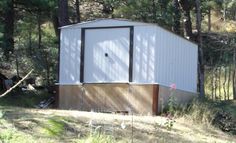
0;107;235;143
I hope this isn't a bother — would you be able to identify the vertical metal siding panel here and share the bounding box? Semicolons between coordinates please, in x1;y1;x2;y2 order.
156;27;197;92
133;26;157;83
60;28;81;84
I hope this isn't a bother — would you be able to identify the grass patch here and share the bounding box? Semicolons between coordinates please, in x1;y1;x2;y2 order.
0;89;51;108
0;128;36;143
75;133;117;143
166;97;236;135
0;107;235;143
183;98;220;124
40;118;65;137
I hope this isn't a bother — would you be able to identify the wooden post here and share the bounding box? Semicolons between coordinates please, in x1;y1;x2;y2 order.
152;84;159;115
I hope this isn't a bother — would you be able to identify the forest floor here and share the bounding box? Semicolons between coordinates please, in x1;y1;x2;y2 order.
0;106;236;143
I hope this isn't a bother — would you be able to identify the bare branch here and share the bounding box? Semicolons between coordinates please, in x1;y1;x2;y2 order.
0;69;34;98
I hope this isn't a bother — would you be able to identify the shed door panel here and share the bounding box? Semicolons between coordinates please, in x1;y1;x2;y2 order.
84;28;130;82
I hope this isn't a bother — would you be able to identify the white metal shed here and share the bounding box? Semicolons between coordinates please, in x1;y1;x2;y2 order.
58;19;198;114
59;19;198;93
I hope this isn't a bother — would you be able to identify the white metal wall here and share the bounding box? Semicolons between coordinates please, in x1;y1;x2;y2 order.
132;25;197;92
59;28;81;84
155;27;198;93
133;26;157;83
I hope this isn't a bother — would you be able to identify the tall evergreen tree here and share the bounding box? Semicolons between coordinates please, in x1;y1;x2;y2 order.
172;0;181;34
179;0;194;39
75;0;81;23
196;0;205;97
2;0;14;59
58;0;69;27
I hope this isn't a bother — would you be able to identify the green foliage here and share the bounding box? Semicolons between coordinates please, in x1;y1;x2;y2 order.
167;94;178;115
0;90;51;108
0;129;17;142
163;118;175;131
113;0;173;28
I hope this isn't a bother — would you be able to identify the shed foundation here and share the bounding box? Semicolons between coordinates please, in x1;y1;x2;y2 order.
58;84;197;115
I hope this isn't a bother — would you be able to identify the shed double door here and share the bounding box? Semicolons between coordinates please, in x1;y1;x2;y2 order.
83;28;130;83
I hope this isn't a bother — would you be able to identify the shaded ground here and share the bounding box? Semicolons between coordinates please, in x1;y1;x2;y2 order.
0;107;235;143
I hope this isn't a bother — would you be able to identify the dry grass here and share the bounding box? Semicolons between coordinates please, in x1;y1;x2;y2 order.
0;107;235;143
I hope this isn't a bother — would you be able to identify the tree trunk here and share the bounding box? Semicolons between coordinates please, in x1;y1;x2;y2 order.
233;68;236;99
28;25;32;56
173;0;181;34
15;50;19;81
233;47;236;100
223;66;227;100
227;64;231;100
58;0;69;27
75;0;81;23
45;51;50;86
37;10;42;49
152;0;156;23
210;58;214;99
208;7;211;32
179;0;193;39
3;0;14;60
211;67;214;100
223;0;226;21
214;68;217;99
195;0;205;97
218;66;221;100
57;0;69;82
52;14;60;39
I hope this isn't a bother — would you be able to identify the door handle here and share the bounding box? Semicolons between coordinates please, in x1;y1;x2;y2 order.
105;53;108;57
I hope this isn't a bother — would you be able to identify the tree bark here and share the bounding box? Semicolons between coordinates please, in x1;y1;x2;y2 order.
227;64;231;100
45;51;50;86
37;10;42;49
28;25;32;56
179;0;193;39
233;68;236;99
15;50;19;81
52;14;59;39
218;66;221;99
223;66;227;100
152;0;156;23
58;0;69;27
195;0;205;97
233;46;236;100
211;67;214;100
223;0;226;21
75;0;81;23
3;0;14;60
214;68;217;99
208;7;211;32
57;0;69;82
173;0;181;34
